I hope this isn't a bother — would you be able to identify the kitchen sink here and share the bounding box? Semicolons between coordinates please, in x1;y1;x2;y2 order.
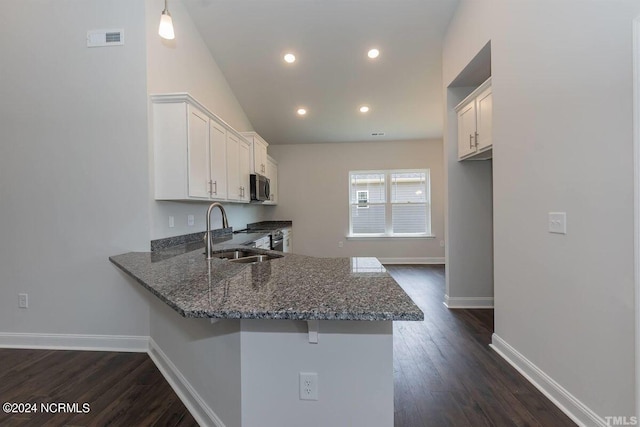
210;249;283;263
212;250;255;260
229;254;282;263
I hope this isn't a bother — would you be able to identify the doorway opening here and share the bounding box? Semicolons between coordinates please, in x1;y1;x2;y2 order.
444;41;494;317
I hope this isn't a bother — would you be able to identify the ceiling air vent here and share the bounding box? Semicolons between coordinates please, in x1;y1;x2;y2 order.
371;132;386;136
87;29;125;47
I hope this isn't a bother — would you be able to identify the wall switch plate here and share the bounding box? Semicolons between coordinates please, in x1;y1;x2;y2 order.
299;372;318;401
169;216;175;228
18;293;28;309
338;241;344;248
548;212;567;234
187;215;195;227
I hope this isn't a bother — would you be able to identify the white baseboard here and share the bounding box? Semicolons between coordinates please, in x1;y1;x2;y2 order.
490;333;606;427
148;338;226;427
379;257;445;265
443;295;494;308
0;332;148;352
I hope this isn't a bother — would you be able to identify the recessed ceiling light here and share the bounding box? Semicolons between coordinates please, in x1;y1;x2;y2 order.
284;53;296;63
367;48;380;59
297;108;307;116
359;105;370;113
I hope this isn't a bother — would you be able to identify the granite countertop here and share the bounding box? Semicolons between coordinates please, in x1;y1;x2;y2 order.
109;244;423;322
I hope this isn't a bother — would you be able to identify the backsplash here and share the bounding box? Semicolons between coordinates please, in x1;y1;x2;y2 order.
150;227;233;252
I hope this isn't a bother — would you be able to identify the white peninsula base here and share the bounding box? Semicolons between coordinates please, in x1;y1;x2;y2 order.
147;298;394;427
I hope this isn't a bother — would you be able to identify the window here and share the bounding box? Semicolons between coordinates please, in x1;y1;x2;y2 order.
349;169;431;237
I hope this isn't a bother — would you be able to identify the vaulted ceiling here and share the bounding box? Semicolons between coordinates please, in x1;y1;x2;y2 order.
183;0;459;144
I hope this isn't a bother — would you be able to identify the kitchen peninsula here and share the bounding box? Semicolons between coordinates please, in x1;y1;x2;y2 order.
110;236;423;427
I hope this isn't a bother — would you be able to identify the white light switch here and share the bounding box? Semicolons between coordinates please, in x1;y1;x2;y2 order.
169;216;175;228
187;215;195;227
548;212;567;234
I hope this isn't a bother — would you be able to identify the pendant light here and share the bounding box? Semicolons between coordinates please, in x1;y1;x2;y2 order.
158;0;175;40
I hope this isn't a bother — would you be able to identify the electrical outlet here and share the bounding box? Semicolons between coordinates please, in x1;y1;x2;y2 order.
338;241;343;248
299;372;318;401
169;216;175;228
548;212;567;234
18;293;28;309
187;215;195;227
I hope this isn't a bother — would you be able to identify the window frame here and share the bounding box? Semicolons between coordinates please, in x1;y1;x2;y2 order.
348;169;432;238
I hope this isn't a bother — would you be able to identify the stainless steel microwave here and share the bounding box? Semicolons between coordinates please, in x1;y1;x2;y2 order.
250;173;270;202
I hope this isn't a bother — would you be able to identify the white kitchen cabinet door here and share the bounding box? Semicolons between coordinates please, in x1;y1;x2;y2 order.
255;141;267;175
209;121;228;200
475;87;492;151
457;102;477;159
239;139;251;202
187;106;211;199
226;133;242;201
226;134;250;202
240;132;269;175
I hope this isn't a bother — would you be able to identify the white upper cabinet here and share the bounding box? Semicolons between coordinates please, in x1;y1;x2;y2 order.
455;78;492;161
241;132;269;175
187;106;211;199
475;86;492;151
239;138;251;202
226;133;241;201
152;93;245;202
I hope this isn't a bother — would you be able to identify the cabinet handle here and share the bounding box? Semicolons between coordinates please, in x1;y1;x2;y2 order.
469;134;474;149
213;181;217;195
475;132;479;147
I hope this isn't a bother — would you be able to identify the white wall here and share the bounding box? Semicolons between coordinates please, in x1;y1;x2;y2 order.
145;0;264;239
149;298;242;427
444;0;640;420
240;320;393;427
267;140;445;260
0;1;150;337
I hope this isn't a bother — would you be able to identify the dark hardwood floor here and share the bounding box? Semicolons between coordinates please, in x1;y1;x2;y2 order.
387;265;576;427
0;265;575;427
0;349;198;426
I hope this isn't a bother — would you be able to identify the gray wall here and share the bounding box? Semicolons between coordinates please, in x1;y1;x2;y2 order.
444;0;640;418
268;140;445;259
0;1;151;336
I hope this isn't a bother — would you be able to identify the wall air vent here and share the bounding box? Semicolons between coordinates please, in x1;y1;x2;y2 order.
371;132;386;136
87;29;125;47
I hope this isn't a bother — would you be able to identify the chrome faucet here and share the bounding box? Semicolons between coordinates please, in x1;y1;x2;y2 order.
205;202;229;259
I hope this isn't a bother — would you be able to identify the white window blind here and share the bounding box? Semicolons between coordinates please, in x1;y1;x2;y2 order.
350;173;385;234
349;169;430;237
391;171;428;234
